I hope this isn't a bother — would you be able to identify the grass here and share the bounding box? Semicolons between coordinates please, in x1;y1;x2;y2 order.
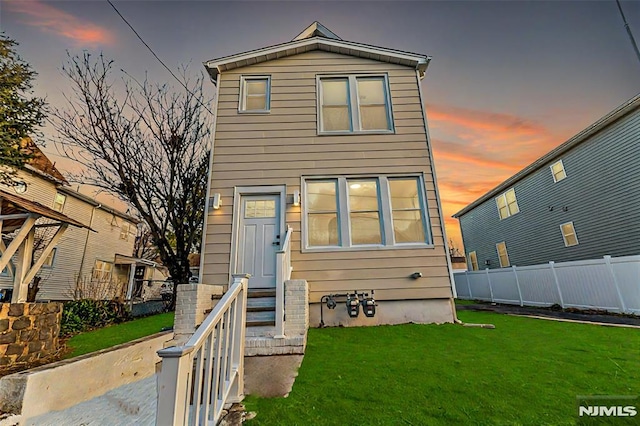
245;311;639;425
64;312;174;358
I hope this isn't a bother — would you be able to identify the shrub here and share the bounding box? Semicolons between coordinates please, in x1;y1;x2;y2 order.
61;299;131;336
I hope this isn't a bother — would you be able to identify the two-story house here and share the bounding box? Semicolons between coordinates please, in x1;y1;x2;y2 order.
200;22;456;327
0;141;144;301
453;94;640;270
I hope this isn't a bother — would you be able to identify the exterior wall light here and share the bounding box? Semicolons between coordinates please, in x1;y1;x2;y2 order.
292;189;300;207
211;193;222;210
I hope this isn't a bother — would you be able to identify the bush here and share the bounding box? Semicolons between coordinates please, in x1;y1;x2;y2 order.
61;299;131;336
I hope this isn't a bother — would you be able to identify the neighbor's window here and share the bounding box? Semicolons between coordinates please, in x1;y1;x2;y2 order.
42;248;57;268
469;251;479;271
318;75;392;133
120;223;133;241
239;76;270;112
550;160;567;183
496;242;510;267
495;188;519;220
304;176;429;249
560;222;579;247
52;193;66;213
93;260;113;281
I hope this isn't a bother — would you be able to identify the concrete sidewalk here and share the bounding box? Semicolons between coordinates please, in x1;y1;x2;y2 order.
457;302;640;327
23;375;157;426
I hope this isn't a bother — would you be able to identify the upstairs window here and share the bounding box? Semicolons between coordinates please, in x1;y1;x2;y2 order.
560;222;579;247
239;76;270;112
52;193;66;213
495;188;519;220
550;160;567;183
469;251;479;271
120;223;131;241
496;242;510;267
318;75;393;134
42;248;57;268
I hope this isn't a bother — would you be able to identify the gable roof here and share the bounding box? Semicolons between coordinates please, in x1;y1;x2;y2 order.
204;22;431;83
20;138;68;185
453;93;640;218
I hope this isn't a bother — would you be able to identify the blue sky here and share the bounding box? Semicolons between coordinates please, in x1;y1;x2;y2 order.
2;0;639;249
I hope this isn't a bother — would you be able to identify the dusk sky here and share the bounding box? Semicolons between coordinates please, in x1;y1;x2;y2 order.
2;0;639;251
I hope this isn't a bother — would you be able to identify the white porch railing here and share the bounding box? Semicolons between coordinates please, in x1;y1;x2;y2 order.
156;274;249;426
275;225;293;338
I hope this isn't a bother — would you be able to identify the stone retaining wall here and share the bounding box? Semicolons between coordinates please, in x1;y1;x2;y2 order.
0;302;62;372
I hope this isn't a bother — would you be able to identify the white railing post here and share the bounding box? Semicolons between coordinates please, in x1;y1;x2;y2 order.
549;261;565;308
156;347;193;426
604;255;627;313
512;265;523;306
275;226;292;339
485;268;494;302
228;274;248;403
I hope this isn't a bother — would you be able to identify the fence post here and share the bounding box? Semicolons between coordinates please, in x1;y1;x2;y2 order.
549;261;565;308
604;255;627;313
485;268;494;302
512;265;523;306
466;271;473;299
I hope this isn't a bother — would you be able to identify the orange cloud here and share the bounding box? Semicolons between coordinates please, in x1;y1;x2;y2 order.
6;0;114;46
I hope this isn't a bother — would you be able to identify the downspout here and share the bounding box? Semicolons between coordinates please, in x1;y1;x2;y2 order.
198;70;221;282
415;68;460;324
77;204;101;284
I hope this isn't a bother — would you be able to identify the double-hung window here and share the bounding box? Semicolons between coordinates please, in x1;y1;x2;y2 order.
304;176;429;250
495;188;519;220
469;251;479;271
52;193;66;213
550;160;567;182
496;242;510;267
93;260;113;282
318;75;393;133
560;222;579;246
239;76;270;112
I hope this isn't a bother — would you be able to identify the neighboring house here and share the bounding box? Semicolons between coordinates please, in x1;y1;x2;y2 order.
0;141;143;301
453;94;640;270
200;22;456;327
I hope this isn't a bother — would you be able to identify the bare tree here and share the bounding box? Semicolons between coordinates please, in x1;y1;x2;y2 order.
51;53;211;309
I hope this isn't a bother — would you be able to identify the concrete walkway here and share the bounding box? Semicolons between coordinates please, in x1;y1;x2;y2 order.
24;375;157;426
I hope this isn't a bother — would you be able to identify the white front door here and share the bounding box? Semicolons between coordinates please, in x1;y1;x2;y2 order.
238;195;280;289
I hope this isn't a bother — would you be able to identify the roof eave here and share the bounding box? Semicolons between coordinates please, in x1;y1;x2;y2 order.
452;93;640;218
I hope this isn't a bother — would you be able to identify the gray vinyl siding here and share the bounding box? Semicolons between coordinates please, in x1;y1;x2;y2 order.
459;105;640;268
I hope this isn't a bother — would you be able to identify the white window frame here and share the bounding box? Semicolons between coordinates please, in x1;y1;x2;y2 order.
469;251;479;271
550;159;567;183
52;193;66;213
560;222;579;247
239;75;271;113
92;260;113;281
302;174;432;252
496;242;510;267
317;74;394;135
495;188;519;220
42;247;57;268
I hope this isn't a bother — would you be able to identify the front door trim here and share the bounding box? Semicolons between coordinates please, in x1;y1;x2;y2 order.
229;185;286;285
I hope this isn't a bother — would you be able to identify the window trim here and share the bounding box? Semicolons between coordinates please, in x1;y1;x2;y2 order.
550;159;567;183
52;192;66;213
496;241;510;268
560;221;579;247
495;188;519;220
120;223;131;241
92;260;113;281
316;74;394;135
469;251;479;271
42;247;57;269
302;174;432;252
238;75;271;113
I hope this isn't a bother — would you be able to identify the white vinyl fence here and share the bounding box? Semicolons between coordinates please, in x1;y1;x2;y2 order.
454;255;640;315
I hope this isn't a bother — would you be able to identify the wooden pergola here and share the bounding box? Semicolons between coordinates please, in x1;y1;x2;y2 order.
0;189;89;303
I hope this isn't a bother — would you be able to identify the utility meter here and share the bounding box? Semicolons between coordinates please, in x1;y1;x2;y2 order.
346;294;360;318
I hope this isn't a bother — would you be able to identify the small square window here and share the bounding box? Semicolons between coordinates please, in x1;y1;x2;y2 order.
496;242;510;267
495;189;519;220
550;160;567;183
469;251;479;271
239;76;270;112
52;193;66;213
560;222;579;246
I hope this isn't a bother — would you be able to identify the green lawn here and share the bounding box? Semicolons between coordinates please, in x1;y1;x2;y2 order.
64;312;174;358
245;311;639;425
